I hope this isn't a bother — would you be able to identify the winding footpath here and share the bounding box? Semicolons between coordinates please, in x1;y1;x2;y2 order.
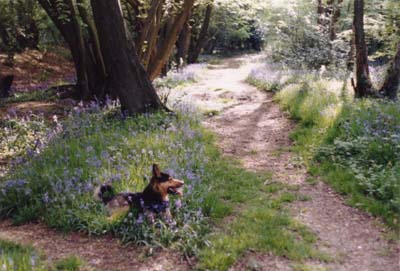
175;54;399;271
0;54;398;270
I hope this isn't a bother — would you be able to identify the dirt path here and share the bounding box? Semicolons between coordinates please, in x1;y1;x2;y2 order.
0;220;189;271
175;54;399;271
0;54;398;271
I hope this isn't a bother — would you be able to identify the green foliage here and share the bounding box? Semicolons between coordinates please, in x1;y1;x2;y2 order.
0;115;53;163
0;240;46;271
0;89;59;108
54;256;84;271
197;167;328;270
0;100;327;269
252;70;400;228
0;105;211;255
0;239;85;271
206;0;266;52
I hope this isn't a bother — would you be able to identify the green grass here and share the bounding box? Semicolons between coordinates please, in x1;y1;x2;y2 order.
54;256;84;271
0;89;59;107
0;239;85;271
197;162;328;270
0;101;327;269
245;76;281;93
250;71;399;230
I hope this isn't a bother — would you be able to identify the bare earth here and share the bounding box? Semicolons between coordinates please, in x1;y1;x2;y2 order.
0;54;398;270
174;54;400;271
0;220;189;271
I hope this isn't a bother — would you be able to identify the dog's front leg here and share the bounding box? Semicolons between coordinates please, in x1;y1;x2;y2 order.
162;208;175;225
144;209;155;224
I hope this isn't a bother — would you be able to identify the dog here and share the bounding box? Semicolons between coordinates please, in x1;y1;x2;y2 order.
95;164;184;223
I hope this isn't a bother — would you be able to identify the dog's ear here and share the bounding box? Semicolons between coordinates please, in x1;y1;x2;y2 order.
152;164;161;178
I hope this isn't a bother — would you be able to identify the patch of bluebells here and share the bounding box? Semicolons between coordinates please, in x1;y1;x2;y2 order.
0;113;58;177
0;99;212;253
318;100;400;212
154;64;206;89
247;63;314;92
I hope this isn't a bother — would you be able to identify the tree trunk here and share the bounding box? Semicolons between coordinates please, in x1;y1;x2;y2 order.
76;0;108;99
188;4;213;64
0;75;13;98
380;44;400;100
329;0;343;41
141;0;165;69
176;11;192;68
38;0;90;100
90;0;162;114
353;0;373;98
147;0;196;80
317;0;325;25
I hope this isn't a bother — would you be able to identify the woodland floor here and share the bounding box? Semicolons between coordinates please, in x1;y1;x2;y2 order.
0;54;399;270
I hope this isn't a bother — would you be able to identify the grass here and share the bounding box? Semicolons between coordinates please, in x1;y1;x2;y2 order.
0;98;327;269
0;239;85;271
197;167;329;270
248;66;400;230
153;64;204;89
0;89;59;108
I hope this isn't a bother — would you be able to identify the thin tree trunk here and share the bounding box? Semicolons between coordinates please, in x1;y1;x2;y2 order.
38;0;90;99
147;0;195;80
0;75;13;98
136;0;163;58
90;0;162;114
188;4;213;64
353;0;373;98
329;0;343;41
76;0;108;98
176;10;192;68
142;0;164;69
380;44;400;100
317;0;325;25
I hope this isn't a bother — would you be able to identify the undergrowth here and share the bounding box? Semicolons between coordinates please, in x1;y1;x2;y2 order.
0;98;324;269
248;65;400;229
0;240;84;271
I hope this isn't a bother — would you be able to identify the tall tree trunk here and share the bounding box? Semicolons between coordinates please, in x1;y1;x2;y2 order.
317;0;325;25
38;0;90;99
188;4;213;64
147;0;195;80
176;11;192;68
76;0;108;98
353;0;373;98
90;0;162;114
329;0;343;41
380;44;400;100
141;0;165;69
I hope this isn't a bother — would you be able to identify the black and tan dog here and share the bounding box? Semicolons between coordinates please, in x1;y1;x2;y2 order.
95;164;184;222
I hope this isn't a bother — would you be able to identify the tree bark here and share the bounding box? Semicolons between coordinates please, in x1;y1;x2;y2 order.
0;75;13;98
317;0;325;25
90;0;162;114
353;0;373;98
329;0;343;41
147;0;196;80
38;0;90;99
176;10;192;68
188;4;213;64
380;44;400;100
141;0;165;69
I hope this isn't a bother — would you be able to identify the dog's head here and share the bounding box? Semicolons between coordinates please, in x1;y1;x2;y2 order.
150;164;184;199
